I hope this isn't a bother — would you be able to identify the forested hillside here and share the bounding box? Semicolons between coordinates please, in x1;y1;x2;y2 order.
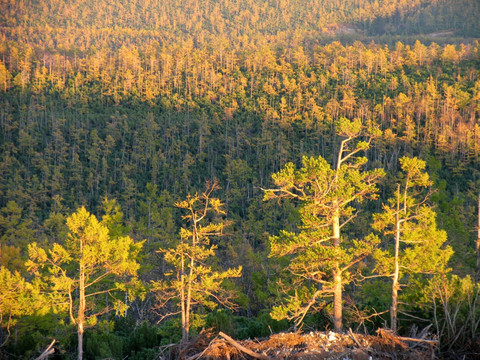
1;0;480;359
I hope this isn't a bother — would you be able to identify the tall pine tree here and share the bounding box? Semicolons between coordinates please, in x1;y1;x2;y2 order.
264;118;384;332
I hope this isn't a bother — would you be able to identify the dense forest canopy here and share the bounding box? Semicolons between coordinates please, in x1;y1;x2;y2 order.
1;0;479;53
1;0;480;359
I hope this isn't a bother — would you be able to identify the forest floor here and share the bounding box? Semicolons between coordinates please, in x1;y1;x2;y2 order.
165;328;444;360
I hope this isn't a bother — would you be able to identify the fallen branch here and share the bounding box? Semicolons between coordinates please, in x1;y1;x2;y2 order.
377;329;438;346
218;332;271;360
186;336;220;360
377;329;408;349
34;339;55;360
394;335;438;345
186;347;209;360
347;328;362;348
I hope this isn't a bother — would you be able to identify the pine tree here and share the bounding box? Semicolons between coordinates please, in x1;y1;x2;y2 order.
0;267;45;347
26;207;143;360
373;157;453;332
152;180;241;342
264;118;384;332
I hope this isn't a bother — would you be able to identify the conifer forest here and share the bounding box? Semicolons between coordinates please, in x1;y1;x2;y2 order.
1;0;480;358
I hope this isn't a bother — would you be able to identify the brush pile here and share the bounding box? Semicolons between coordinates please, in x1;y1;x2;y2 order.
164;328;438;359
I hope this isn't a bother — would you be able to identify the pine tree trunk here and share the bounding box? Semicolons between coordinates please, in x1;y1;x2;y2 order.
78;262;86;360
78;326;84;360
332;213;342;333
333;269;343;332
184;263;193;342
391;221;400;332
180;252;187;342
183;230;196;343
391;184;401;332
181;289;187;342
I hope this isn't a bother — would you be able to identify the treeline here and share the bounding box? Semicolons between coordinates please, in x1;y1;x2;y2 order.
1;40;480;212
0;0;478;53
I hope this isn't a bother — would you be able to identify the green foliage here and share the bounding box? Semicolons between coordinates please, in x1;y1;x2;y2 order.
0;201;36;272
1;0;480;353
4;314;75;359
419;274;480;351
157;318;183;345
264;120;384;329
206;309;289;340
25;206;143;359
0;267;47;347
373;157;453;278
101;198;130;239
358;280;391;314
152;181;242;341
27;207;143;309
135;184;177;254
372;156;453;331
85;324;124;360
81;317;163;360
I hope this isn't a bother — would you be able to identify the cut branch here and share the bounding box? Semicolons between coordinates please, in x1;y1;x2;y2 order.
218;332;271;360
34;339;56;360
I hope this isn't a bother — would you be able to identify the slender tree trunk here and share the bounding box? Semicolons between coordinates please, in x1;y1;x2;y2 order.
78;325;84;360
333;269;342;332
332;212;342;333
180;252;187;342
391;184;401;332
182;228;196;343
185;227;199;342
78;262;85;360
185;257;194;342
391;237;400;332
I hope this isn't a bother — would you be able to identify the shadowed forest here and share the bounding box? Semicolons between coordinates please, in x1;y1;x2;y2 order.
1;0;480;358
